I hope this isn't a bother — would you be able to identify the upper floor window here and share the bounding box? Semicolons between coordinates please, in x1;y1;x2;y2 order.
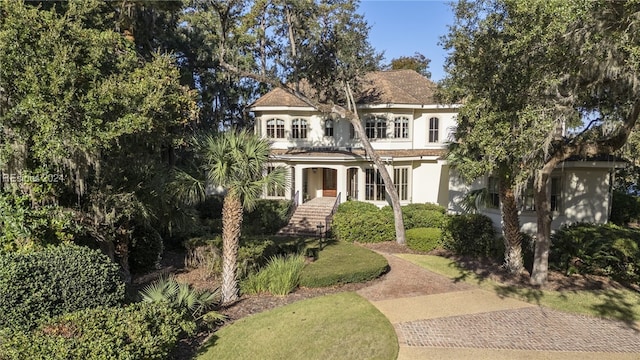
428;117;439;143
394;117;409;139
324;119;334;137
266;118;285;138
291;118;307;139
365;116;387;139
349;123;356;139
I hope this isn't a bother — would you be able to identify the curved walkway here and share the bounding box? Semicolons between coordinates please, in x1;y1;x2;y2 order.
356;253;640;360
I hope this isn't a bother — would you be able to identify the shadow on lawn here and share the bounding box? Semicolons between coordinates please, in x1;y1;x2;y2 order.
444;255;640;331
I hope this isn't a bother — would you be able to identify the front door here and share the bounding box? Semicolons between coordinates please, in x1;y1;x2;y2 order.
322;168;337;197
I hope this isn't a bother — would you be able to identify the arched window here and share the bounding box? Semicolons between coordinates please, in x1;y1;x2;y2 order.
428;117;439;143
291;118;307;139
365;116;387;139
394;117;409;139
266;118;285;138
324;119;334;137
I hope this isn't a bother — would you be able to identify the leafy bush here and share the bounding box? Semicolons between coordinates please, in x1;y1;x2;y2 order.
130;225;164;274
336;200;379;214
332;202;394;243
550;223;640;282
0;192;77;254
406;228;442;253
184;235;223;277
241;255;306;296
441;214;498;258
0;244;125;330
139;276;220;320
400;203;446;214
300;242;388;287
243;199;293;235
0;303;195;360
609;191;640;225
402;208;447;229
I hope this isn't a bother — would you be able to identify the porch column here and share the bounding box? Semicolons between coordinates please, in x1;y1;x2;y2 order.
294;165;304;204
336;166;346;201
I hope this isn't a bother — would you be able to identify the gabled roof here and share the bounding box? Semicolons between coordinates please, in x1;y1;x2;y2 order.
249;69;437;108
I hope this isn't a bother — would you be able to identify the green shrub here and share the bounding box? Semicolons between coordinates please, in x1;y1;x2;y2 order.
300;242;388;287
609;191;640;225
139;276;219;320
402;208;447;229
241;255;306;296
0;192;77;254
441;214;498;258
0;244;125;330
332;202;394;243
243;199;293;235
400;203;446;214
406;227;442;252
336;200;379;214
550;223;640;282
0;303;195;360
130;226;164;274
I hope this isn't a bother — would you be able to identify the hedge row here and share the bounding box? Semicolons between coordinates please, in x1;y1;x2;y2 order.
0;244;125;331
332;201;447;243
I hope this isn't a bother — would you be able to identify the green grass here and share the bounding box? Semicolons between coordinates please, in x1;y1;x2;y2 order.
398;254;640;324
196;292;398;360
299;242;389;287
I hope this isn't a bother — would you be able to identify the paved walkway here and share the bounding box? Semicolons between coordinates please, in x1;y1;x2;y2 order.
356;253;640;360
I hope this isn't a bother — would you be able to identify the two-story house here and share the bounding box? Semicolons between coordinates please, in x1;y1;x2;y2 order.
248;69;620;234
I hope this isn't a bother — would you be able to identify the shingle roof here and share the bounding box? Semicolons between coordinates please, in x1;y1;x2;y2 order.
250;70;437;108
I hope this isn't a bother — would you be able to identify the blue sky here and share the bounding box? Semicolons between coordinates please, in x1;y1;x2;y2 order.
358;0;455;82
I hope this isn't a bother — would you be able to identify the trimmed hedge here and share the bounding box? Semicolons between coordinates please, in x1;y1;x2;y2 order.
0;244;125;330
333;201;448;243
0;303;195;360
550;223;640;283
332;202;394;243
406;227;442;253
299;242;388;287
441;214;499;258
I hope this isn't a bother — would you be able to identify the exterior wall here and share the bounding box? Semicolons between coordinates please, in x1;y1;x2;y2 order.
253;107;457;152
448;166;614;234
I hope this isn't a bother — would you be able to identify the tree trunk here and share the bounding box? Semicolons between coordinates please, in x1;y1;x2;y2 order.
530;168;553;285
498;179;524;274
345;84;406;245
221;194;243;305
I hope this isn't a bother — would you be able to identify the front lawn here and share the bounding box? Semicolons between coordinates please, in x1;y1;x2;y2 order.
196;292;398;360
398;254;640;324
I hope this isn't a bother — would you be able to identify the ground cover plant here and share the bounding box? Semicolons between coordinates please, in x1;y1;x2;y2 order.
398;253;640;324
299;241;389;288
196;292;398;360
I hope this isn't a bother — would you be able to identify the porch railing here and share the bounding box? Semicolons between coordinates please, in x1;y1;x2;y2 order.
324;192;341;234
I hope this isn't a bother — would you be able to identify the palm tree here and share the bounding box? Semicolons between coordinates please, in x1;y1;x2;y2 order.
179;130;286;305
